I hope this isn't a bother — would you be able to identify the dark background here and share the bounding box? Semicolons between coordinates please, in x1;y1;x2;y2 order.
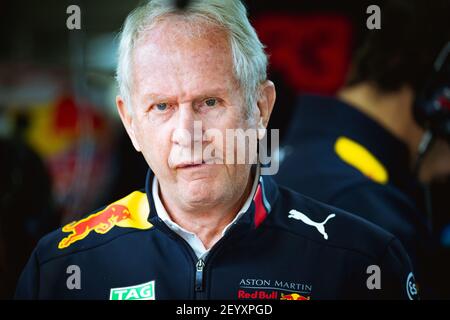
0;0;449;299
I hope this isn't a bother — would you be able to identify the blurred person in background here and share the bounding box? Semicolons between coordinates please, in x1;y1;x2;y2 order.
0;113;58;299
275;0;450;298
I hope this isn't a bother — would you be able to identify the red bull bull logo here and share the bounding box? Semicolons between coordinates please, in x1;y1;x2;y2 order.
280;293;310;300
58;204;131;249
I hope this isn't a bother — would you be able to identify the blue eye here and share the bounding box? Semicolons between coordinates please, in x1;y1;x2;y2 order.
156;103;168;111
205;98;217;107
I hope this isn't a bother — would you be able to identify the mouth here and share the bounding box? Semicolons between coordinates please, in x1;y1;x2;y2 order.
175;161;207;169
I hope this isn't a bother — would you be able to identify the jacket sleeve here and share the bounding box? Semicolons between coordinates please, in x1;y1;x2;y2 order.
350;237;419;300
377;238;419;300
331;182;428;275
15;248;40;300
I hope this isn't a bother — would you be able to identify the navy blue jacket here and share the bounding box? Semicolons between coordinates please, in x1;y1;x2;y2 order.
275;94;431;294
16;169;417;300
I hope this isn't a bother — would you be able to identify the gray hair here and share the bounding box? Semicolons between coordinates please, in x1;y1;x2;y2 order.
116;0;268;119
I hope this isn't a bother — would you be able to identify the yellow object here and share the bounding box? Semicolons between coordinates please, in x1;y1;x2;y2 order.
334;136;388;184
58;191;152;249
26;102;75;157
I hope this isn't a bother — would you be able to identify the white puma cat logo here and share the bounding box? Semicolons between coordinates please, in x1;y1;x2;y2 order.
288;209;335;240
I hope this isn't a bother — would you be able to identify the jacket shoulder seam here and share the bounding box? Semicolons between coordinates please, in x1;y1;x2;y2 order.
264;224;395;261
37;227;157;266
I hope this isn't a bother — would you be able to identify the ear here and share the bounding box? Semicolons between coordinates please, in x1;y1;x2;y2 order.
256;80;276;139
116;96;141;152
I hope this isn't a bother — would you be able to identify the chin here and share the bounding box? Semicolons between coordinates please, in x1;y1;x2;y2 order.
182;181;220;205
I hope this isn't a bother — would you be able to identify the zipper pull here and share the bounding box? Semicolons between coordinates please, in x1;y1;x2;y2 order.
195;259;205;292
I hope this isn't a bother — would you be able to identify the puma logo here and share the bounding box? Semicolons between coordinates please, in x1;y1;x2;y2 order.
288;209;335;240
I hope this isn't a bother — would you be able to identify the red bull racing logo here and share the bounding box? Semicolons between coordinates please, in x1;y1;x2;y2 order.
58;204;131;249
57;191;152;249
237;278;312;300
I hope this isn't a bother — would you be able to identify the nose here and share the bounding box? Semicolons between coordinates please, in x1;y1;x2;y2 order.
171;103;203;147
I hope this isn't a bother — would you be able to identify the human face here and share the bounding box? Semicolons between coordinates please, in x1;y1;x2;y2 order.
117;17;262;212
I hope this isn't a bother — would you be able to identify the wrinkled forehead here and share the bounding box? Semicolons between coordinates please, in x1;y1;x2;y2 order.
136;17;231;65
131;15;238;96
137;13;228;47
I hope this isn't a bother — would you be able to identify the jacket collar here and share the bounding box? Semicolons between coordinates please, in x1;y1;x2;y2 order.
145;166;279;229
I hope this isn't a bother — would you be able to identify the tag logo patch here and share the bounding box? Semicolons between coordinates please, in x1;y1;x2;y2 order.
110;280;155;300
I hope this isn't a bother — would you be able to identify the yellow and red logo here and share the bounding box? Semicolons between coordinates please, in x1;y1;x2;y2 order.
280;293;310;300
58;191;152;249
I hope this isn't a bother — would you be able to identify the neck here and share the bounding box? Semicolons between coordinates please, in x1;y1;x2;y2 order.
159;170;254;250
337;83;424;165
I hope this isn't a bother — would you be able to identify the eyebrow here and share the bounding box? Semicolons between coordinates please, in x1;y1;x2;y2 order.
142;88;231;104
143;93;174;103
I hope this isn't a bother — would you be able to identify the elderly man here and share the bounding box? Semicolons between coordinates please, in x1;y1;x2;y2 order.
16;0;417;300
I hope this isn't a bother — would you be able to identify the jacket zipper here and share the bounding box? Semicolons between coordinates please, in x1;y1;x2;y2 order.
194;223;244;298
153;217;245;299
195;258;205;292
